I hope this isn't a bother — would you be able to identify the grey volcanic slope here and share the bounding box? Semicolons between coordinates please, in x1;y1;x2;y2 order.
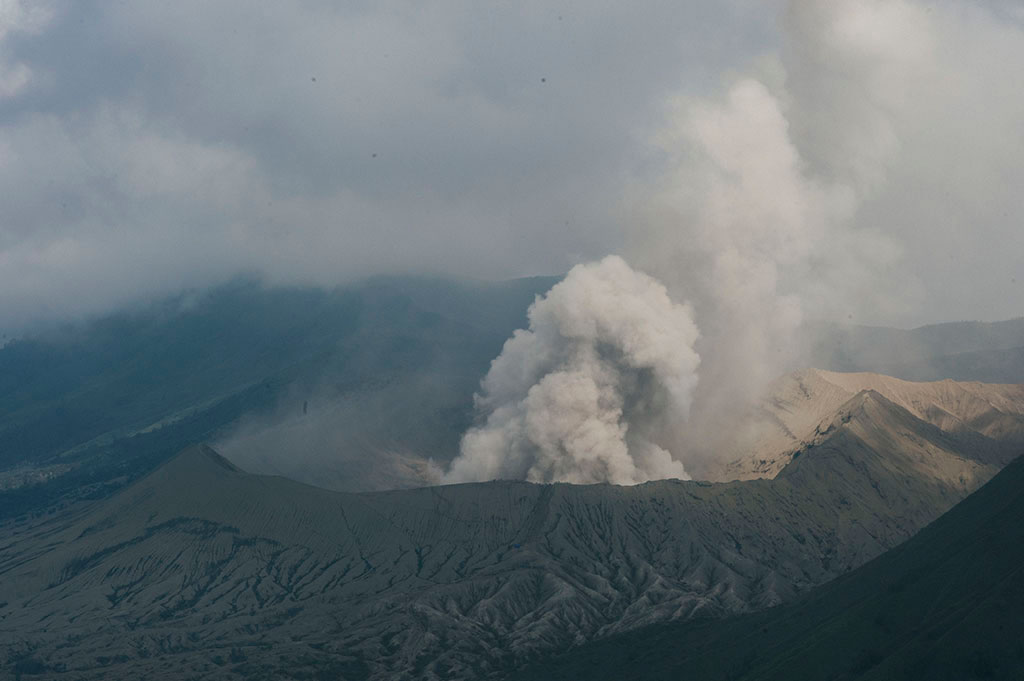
510;453;1024;681
0;392;1020;680
722;369;1024;480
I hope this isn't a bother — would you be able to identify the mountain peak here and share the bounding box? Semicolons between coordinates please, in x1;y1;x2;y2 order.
142;440;243;489
827;388;905;425
178;443;241;472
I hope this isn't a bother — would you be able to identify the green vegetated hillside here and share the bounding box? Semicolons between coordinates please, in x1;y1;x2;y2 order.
0;389;1019;680
0;275;558;518
510;450;1024;681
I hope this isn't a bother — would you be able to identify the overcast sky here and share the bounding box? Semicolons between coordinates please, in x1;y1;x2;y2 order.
1;0;1022;331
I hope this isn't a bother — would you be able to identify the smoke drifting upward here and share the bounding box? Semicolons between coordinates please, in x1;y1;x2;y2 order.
632;75;883;475
451;0;998;483
444;256;699;485
624;0;942;474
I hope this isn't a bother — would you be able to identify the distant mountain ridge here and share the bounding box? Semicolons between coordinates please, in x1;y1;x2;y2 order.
723;369;1024;480
807;317;1024;374
882;344;1024;384
2;383;1021;679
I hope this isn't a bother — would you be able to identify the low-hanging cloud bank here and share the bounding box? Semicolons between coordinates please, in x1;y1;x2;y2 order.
0;0;765;333
445;256;699;485
2;0;1023;334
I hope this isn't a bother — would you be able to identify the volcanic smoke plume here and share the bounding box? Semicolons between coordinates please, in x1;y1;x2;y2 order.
448;0;1024;485
444;256;699;485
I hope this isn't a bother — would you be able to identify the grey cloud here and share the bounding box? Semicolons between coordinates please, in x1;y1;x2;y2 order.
0;0;770;331
0;0;1022;337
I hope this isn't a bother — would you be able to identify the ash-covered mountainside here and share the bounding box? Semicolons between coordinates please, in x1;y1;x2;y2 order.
1;386;1021;680
722;369;1024;480
511;450;1024;681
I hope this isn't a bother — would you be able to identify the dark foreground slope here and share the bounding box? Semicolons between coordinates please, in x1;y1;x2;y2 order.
513;453;1024;681
0;391;1019;680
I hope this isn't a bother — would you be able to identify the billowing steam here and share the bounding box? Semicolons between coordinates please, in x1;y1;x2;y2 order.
448;0;963;484
629;0;927;474
444;256;699;485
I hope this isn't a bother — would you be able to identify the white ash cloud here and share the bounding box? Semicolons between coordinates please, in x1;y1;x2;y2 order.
452;0;1024;483
622;0;981;475
445;256;699;485
631;73;898;473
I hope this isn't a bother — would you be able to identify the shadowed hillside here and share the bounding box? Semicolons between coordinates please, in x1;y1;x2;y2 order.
510;452;1024;681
